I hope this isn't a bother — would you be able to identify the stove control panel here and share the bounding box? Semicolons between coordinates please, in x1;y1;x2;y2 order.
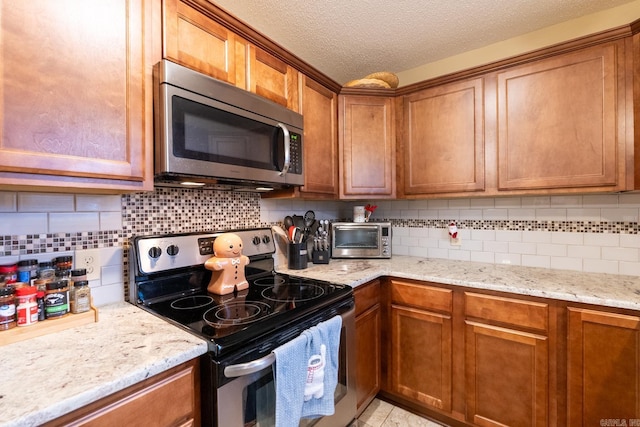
133;228;276;275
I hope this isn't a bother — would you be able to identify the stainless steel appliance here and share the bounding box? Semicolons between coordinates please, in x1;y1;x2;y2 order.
153;59;304;191
331;222;392;259
129;228;356;427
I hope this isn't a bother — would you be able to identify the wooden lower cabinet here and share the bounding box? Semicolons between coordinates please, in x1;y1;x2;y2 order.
354;280;382;415
388;280;453;414
44;359;200;427
465;321;548;427
464;293;550;427
567;307;640;425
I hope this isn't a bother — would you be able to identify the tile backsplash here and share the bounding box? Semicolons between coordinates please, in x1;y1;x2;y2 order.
1;189;639;306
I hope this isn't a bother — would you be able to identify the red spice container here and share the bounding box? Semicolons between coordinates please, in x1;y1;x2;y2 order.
15;286;38;326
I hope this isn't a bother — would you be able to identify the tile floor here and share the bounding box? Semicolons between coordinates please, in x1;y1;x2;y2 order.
353;398;446;427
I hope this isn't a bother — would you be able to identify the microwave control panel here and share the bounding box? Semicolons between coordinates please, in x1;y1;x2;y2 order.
289;132;302;174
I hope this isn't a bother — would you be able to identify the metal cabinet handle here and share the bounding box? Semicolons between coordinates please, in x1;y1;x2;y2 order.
224;353;276;378
277;123;290;176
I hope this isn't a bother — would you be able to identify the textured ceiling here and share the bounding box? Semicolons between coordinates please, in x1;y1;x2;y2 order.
211;0;636;85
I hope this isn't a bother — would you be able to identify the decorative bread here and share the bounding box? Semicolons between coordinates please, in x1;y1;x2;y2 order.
364;71;399;88
343;78;391;89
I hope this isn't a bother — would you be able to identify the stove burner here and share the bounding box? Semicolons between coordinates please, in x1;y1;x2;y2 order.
253;276;286;287
203;301;271;327
170;295;214;310
261;283;325;303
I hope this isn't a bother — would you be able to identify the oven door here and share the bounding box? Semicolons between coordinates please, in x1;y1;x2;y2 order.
215;307;356;427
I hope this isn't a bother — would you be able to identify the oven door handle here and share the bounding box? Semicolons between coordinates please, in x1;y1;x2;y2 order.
224;353;276;378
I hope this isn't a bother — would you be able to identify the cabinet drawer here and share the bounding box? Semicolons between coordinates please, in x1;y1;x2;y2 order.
465;292;548;331
355;280;380;317
391;280;452;313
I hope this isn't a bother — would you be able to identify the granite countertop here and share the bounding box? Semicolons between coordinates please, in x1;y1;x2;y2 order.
277;255;640;311
4;256;640;426
0;302;208;427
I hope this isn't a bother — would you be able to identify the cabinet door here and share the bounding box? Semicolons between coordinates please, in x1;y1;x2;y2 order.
356;303;381;413
465;321;548;427
567;308;640;425
390;304;452;412
496;42;623;191
249;46;299;111
339;95;396;198
402;78;485;195
163;0;240;85
299;76;339;196
0;0;156;192
44;359;199;426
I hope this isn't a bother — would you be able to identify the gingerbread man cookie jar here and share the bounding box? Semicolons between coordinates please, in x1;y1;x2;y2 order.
205;233;250;295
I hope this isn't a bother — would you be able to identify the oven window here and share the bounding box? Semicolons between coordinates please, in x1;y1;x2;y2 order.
171;95;284;172
334;227;379;249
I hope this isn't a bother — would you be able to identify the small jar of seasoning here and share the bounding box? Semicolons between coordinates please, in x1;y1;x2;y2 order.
0;286;16;330
15;286;38;326
17;259;38;285
70;268;87;285
36;291;46;321
0;264;17;284
54;256;73;271
71;280;91;314
45;281;69;319
37;261;56;282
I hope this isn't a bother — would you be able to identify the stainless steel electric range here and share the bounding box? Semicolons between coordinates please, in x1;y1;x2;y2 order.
129;227;356;427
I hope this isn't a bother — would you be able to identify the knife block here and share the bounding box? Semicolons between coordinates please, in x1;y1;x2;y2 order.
312;250;330;264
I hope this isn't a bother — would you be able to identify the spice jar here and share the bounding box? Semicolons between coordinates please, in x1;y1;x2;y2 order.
0;264;17;284
0;286;16;330
54;256;73;271
36;291;46;321
71;280;91;314
15;286;38;326
70;268;87;285
17;259;38;285
45;281;69;319
37;261;56;282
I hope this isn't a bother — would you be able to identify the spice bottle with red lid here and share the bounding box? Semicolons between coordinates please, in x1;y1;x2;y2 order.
15;286;38;326
0;264;17;284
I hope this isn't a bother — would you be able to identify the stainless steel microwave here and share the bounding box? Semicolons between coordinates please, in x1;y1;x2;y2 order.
153;59;304;191
331;222;392;259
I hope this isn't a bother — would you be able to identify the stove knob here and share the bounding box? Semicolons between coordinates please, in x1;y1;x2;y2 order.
262;235;271;244
148;246;162;259
252;236;261;246
167;244;179;256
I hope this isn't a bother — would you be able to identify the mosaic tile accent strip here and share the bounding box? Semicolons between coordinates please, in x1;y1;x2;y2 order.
381;219;640;234
121;187;262;237
0;231;123;257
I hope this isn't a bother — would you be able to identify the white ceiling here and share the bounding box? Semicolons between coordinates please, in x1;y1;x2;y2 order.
211;0;636;86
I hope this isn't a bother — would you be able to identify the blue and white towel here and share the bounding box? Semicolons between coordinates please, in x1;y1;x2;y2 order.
272;315;343;427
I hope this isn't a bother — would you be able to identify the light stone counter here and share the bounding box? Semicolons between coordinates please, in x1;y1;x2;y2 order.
0;302;208;427
277;255;640;311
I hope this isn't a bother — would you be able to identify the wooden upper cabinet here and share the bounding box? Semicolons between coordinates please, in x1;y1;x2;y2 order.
300;76;339;196
248;46;299;111
567;307;640;426
163;0;242;86
0;0;157;192
339;94;396;198
496;42;625;192
402;78;485;196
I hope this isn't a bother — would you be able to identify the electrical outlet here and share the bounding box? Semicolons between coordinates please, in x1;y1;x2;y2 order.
75;248;101;281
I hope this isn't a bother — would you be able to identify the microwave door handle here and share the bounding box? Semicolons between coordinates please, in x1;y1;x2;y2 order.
277;123;290;176
224;352;276;378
